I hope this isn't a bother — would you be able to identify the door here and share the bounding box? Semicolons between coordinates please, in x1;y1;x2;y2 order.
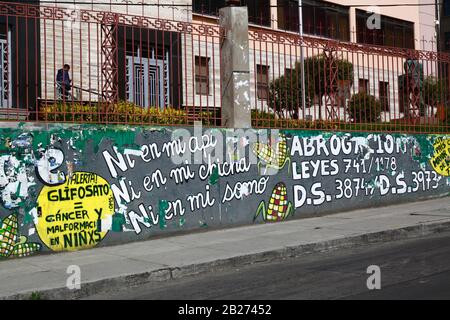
126;51;169;108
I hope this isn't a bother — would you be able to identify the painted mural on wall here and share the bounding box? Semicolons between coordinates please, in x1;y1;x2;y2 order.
0;123;448;259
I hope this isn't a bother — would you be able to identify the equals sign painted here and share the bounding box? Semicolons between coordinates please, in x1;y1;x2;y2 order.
74;202;83;210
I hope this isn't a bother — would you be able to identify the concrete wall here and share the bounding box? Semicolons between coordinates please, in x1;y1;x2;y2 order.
0;122;448;259
418;0;438;52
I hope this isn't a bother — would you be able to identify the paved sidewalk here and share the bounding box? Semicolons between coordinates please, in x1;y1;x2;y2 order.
1;197;450;300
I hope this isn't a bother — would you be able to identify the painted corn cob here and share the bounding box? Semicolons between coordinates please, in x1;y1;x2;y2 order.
254;182;293;223
0;214;41;258
252;134;290;171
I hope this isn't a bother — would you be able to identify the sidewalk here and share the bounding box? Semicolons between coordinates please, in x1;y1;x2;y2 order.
1;197;450;300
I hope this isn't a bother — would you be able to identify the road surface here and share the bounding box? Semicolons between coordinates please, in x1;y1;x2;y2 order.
85;231;450;300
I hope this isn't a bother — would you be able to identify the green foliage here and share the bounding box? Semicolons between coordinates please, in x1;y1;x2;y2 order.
346;92;382;123
251;109;336;130
39;101;214;126
29;291;42;300
446;105;450;125
422;76;450;124
268;66;311;119
422;76;448;107
251;109;446;132
304;54;354;100
268;54;354;118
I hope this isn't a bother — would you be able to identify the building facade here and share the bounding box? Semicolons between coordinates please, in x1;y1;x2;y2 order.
0;0;443;122
193;0;440;121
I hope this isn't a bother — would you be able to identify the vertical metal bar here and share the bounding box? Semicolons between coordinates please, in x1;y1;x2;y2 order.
298;0;306;119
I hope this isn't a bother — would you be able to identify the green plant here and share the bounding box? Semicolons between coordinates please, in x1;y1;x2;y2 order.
422;76;447;107
268;66;311;119
38;101;215;125
304;54;354;101
268;54;354;119
446;105;450;125
29;291;42;300
422;76;450;120
346;92;382;123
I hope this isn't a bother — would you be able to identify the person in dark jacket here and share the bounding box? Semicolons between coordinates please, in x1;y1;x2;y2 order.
56;64;72;98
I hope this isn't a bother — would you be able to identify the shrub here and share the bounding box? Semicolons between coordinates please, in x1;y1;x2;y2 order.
38;101;214;126
446;105;450;125
346;92;382;123
422;76;447;108
268;54;354;119
304;54;354;100
268;67;311;119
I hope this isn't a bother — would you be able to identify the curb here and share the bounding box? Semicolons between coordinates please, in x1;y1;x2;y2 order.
5;219;450;300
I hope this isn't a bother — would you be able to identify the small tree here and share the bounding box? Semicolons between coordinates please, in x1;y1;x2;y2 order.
304;54;354;102
268;54;354;119
347;92;382;123
422;76;448;107
268;63;310;119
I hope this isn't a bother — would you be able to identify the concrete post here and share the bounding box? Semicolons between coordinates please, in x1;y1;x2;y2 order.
219;5;251;128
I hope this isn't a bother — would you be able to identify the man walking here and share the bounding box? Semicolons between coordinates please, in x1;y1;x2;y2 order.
56;64;72;99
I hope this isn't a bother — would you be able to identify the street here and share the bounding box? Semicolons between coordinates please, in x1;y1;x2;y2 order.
85;231;450;300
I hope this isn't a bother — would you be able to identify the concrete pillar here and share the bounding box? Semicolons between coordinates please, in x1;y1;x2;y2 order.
219;5;251;128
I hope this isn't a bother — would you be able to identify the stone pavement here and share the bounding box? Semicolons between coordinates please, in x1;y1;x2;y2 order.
0;196;449;299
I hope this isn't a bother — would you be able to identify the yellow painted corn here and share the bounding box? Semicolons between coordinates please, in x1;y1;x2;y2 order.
252;134;288;169
0;214;18;258
266;183;289;222
0;214;41;258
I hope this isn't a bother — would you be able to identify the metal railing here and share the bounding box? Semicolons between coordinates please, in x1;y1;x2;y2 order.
0;1;224;126
249;27;450;133
0;1;448;133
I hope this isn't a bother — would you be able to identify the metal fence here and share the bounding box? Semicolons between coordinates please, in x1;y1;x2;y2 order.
0;1;224;126
0;1;449;134
249;28;450;133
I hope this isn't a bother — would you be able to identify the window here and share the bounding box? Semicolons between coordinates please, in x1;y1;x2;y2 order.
379;81;390;111
356;10;414;49
277;0;350;41
256;64;269;100
277;0;299;32
195;56;210;95
123;35;171;108
192;0;271;26
193;0;225;16
125;46;168;108
247;0;271;26
445;32;450;51
358;78;369;94
444;0;450;17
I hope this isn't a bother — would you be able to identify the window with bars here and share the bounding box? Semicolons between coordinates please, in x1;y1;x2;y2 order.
358;78;369;94
356;10;415;49
195;56;210;96
256;64;269;100
445;32;450;51
277;0;350;41
124;43;170;108
379;81;390;111
192;0;271;26
444;0;450;17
